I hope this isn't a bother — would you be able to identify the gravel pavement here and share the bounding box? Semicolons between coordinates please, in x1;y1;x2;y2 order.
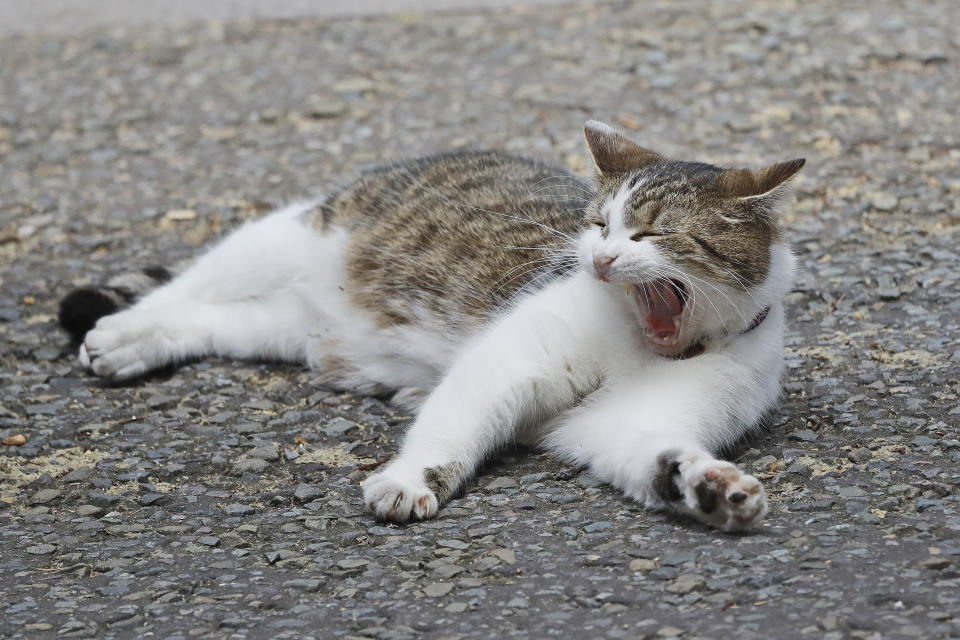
1;1;959;638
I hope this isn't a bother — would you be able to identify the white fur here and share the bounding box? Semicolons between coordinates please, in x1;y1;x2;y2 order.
80;195;794;532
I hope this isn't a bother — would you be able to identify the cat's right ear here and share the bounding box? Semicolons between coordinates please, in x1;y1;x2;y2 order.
584;120;662;176
715;159;806;201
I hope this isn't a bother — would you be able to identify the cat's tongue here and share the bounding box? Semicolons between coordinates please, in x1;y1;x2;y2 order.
642;280;684;338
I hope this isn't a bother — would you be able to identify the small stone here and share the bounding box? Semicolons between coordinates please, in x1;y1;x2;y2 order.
506;597;529;608
322;417;357;437
630;558;656;572
306;95;347;119
871;192;898;211
338;557;369;569
76;504;102;517
790;429;819;442
28;488;60;505
846;448;872;463
224;503;256;516
25;403;59;415
584;521;613;532
62;467;94;483
838;486;867;498
445;602;468;613
919;556;951;570
753;455;778;471
26;543;57;555
485;476;518;490
661;552;695;567
575;472;604;488
86;491;119;508
138;493;166;506
284;578;323;592
247;445;279;461
666;574;705;593
520;472;551;484
789;498;835;511
198;536;220;547
1;434;26;446
293;484;322;503
488;548;516;565
423;582;454;597
232;458;269;474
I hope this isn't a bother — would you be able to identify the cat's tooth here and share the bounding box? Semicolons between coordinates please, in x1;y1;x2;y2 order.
673;317;682;331
623;284;631;298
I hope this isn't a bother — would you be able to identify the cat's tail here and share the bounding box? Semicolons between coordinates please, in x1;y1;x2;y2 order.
58;266;174;343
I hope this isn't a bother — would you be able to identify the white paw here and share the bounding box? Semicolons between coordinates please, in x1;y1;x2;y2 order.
82;312;172;380
363;469;438;523
677;453;767;532
78;343;92;368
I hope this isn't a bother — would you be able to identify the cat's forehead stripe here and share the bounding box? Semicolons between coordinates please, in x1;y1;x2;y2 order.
603;178;643;233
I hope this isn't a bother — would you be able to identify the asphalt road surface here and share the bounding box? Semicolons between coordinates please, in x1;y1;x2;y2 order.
1;1;958;638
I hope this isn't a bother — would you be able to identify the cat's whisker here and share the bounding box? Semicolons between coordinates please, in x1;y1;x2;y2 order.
656;266;733;333
651;250;745;319
711;264;762;309
496;244;576;254
526;192;592;204
526;185;593;200
530;174;596;193
493;255;569;288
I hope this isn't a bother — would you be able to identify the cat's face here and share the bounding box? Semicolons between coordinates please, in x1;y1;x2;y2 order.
577;121;803;355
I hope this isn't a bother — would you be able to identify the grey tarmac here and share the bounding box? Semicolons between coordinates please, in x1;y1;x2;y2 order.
0;1;958;639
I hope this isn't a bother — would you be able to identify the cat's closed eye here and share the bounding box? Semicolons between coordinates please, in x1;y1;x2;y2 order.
630;231;661;241
592;220;606;228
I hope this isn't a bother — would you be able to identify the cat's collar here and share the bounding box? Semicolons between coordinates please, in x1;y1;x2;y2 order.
673;305;771;361
742;306;770;334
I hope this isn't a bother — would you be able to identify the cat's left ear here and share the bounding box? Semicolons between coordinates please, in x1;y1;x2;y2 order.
714;158;806;201
584;120;662;176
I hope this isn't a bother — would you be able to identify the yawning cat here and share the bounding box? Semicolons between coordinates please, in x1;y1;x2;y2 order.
60;121;803;531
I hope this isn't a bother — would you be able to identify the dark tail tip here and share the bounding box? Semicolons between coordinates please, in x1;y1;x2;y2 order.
142;265;173;284
58;288;120;344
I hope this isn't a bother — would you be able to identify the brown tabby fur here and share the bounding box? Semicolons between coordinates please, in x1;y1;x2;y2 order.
307;129;802;328
312;151;587;328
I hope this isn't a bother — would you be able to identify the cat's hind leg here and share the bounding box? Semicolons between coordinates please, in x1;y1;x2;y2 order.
80;202;339;379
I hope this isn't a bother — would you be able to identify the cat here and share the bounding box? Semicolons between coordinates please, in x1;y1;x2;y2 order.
59;121;803;532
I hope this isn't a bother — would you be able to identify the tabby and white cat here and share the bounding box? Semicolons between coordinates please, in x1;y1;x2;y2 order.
60;121;803;531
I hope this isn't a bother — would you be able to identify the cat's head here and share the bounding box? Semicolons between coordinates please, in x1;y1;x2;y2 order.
577;120;802;357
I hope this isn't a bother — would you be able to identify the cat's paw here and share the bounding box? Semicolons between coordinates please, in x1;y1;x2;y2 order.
656;451;767;532
82;312;172;380
363;470;439;522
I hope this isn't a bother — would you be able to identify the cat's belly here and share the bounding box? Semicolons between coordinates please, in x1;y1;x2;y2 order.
298;221;470;406
304;303;465;409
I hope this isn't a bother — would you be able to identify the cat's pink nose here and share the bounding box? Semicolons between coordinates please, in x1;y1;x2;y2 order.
593;254;618;282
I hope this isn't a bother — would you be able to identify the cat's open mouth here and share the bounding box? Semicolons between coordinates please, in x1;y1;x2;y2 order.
635;279;687;346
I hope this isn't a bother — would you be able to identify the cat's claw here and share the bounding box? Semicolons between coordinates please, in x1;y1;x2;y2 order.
676;453;767;532
363;470;438;522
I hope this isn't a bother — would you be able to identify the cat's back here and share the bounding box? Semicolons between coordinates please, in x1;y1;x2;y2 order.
316;151;588;327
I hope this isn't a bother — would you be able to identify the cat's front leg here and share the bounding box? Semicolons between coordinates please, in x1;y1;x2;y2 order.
363;362;539;522
364;277;600;522
653;449;767;532
362;386;488;522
